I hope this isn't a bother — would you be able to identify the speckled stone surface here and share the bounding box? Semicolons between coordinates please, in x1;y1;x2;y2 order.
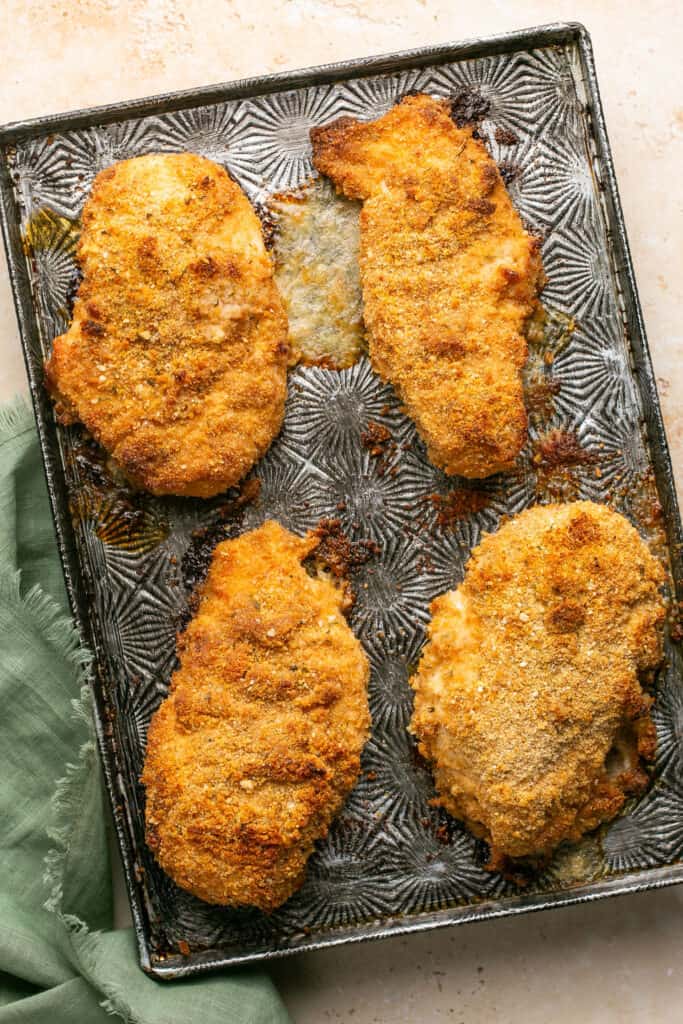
2;2;682;1021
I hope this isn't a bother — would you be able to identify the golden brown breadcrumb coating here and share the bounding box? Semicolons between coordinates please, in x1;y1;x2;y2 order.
45;153;288;497
410;501;666;867
311;93;545;478
142;520;370;910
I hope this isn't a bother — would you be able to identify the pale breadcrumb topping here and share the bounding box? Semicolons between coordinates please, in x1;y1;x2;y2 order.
142;519;370;911
46;153;288;498
312;93;545;478
410;500;666;868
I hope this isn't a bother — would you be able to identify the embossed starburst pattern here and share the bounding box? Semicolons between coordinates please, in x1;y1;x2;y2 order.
498;134;598;233
22;207;80;339
152;101;263;195
7;33;682;967
350;534;436;640
542;225;616;319
603;784;683;873
242;450;331;534
553;316;641;424
280;823;394;929
427;53;537;139
362;728;434;825
337;68;429;119
363;631;423;731
653;658;683;782
235;87;340;192
384;814;505;911
12;136;86;219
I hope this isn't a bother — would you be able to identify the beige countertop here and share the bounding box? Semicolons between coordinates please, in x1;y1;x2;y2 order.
2;2;682;1021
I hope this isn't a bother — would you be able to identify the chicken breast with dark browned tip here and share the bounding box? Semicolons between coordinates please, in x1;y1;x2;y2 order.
312;93;545;478
410;501;666;869
142;519;370;910
46;153;288;497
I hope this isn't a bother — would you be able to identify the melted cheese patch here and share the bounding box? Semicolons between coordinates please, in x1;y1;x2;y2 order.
270;179;366;369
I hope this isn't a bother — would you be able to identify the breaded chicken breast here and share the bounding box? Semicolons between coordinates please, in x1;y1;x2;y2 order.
142;520;370;910
410;501;666;868
46;153;288;497
311;94;544;478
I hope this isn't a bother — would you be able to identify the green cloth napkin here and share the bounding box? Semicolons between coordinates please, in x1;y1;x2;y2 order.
0;397;291;1024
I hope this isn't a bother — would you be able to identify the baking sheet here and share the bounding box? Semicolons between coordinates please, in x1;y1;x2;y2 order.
1;21;682;979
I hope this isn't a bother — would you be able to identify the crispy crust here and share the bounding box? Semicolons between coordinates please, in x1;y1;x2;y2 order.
142;520;370;910
45;153;288;497
311;94;545;478
410;501;666;865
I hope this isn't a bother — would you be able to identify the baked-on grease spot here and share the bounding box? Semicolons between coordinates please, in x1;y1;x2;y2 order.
523;305;574;429
254;201;278;251
67;430;170;554
522;305;574;431
535;429;596;468
525;374;562;423
179;477;260;603
449;87;491;129
22;208;82;327
360;420;391;455
22;206;80;257
307;517;379;581
527;305;575;355
494;126;519;146
532;428;597;502
424;487;491;528
670;603;683;644
498;161;520;187
607;468;671;589
360;420;401;476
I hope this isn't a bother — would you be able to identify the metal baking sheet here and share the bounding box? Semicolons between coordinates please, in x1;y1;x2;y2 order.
1;21;682;980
